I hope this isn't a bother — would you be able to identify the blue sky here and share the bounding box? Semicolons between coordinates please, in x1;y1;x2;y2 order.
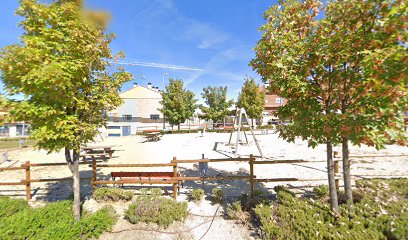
0;0;275;102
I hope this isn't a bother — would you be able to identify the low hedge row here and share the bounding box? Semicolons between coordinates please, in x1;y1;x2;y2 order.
255;179;408;240
0;197;117;240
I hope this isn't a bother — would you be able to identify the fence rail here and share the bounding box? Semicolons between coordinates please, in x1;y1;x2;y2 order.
0;153;407;201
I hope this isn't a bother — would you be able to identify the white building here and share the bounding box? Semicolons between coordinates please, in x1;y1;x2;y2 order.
105;83;164;136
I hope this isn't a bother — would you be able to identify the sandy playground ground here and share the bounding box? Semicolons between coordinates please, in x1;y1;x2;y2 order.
0;131;407;200
0;131;407;239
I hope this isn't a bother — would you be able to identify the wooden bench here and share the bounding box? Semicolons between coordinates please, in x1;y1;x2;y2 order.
80;153;110;162
145;132;162;142
111;171;183;190
80;146;115;160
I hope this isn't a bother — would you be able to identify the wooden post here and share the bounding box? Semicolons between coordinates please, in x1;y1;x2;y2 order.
25;161;31;201
92;156;97;191
249;154;254;197
334;160;339;191
172;157;178;200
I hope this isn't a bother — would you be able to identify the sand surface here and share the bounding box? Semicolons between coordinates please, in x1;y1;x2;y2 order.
0;131;407;239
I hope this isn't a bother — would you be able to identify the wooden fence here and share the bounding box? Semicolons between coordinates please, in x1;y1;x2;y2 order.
0;153;407;201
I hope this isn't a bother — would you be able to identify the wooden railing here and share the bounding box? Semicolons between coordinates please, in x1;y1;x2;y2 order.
0;152;407;201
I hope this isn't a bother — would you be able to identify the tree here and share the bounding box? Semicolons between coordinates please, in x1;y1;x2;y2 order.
200;86;233;126
318;0;407;204
237;77;266;127
159;78;197;130
251;0;407;212
0;96;7;125
251;0;341;212
0;0;132;220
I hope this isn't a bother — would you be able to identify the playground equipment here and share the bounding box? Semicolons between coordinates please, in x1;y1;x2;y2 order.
228;108;263;158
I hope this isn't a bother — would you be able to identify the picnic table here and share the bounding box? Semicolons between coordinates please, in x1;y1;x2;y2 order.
145;132;162;142
80;145;115;161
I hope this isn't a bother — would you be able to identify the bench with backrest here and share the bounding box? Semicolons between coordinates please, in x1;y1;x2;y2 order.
80;153;110;162
144;132;162;142
111;171;183;190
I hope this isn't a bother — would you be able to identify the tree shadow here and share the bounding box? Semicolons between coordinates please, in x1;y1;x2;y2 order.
32;170;97;202
179;165;270;199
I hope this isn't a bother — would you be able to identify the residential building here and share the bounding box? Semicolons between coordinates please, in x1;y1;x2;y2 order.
105;83;164;137
261;85;287;118
0;108;29;137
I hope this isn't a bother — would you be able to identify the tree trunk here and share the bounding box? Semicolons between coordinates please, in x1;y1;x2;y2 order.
178;124;180;131
326;141;339;213
342;137;353;204
251;118;254;128
65;148;81;221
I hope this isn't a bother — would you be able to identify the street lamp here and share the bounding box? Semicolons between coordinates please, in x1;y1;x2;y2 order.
162;73;168;130
162;73;168;88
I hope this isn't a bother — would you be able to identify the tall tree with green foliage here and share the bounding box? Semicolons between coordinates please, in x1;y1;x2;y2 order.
159;78;197;130
0;96;7;125
200;86;233;126
251;0;341;212
0;0;132;220
251;0;407;212
321;0;407;204
237;77;266;127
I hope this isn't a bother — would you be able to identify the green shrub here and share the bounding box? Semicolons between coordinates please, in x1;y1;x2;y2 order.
125;189;189;228
0;200;117;240
240;191;270;211
273;185;295;196
212;188;223;203
149;188;162;197
0;196;29;219
227;201;249;225
190;188;205;202
93;187;134;202
255;179;408;240
313;185;329;199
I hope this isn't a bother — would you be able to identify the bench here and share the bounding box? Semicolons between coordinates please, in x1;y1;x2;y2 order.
145;132;162;142
82;146;115;159
80;153;110;162
111;171;183;190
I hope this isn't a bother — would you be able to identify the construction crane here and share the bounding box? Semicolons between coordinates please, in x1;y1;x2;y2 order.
109;60;203;71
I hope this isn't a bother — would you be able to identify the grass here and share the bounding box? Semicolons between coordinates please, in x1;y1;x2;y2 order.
0;137;34;150
0;197;117;240
254;179;408;240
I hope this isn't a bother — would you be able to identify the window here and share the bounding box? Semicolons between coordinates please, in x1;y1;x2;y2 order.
150;114;160;120
276;97;282;104
108;133;121;137
122;115;132;121
108;126;120;130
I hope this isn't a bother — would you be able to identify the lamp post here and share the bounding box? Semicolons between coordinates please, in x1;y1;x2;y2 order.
162;73;168;130
162;73;168;87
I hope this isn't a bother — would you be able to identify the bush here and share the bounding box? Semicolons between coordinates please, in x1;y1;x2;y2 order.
0;200;117;240
212;188;223;203
0;196;29;219
255;179;408;240
149;188;162;197
227;201;249;225
125;189;189;228
93;187;134;202
240;191;270;211
313;185;329;199
190;188;205;202
273;185;295;196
